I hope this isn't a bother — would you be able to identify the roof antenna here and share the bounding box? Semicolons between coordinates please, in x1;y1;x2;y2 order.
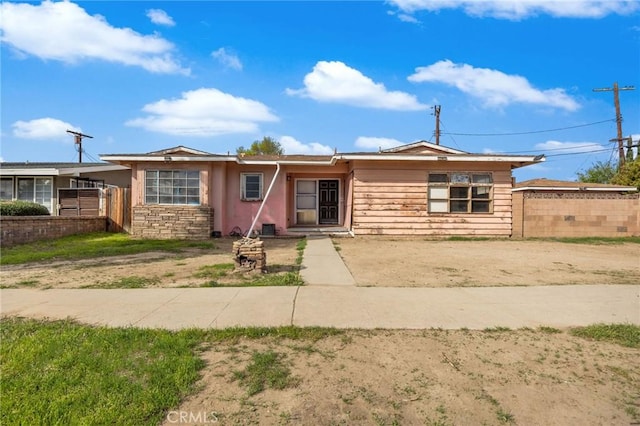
67;130;93;163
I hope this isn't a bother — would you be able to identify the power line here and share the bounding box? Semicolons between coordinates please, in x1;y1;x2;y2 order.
441;119;615;137
499;142;615;155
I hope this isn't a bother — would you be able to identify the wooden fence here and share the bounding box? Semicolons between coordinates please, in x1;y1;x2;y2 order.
105;187;131;233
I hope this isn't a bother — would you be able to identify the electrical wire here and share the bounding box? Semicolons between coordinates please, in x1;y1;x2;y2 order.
441;119;615;136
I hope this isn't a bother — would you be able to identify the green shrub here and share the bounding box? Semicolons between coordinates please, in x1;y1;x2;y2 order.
0;200;50;216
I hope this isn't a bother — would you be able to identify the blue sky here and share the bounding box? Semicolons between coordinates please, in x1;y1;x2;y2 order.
1;0;639;182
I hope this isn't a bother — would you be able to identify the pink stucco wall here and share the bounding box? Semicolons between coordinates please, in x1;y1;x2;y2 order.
222;163;287;235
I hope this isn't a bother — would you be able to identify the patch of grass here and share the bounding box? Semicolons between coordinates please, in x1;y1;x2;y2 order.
483;326;511;333
233;350;297;396
497;408;515;424
248;271;304;286
540;236;640;245
204;326;343;342
0;317;206;426
15;279;40;287
446;236;494;241
295;238;307;265
81;276;160;289
538;326;562;334
570;323;640;348
0;232;216;265
193;263;234;279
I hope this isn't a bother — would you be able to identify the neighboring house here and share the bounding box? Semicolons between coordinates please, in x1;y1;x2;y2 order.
512;178;639;237
101;142;541;238
0;162;131;215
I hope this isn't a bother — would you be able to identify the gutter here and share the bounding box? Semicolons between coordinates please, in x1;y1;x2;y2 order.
246;162;281;238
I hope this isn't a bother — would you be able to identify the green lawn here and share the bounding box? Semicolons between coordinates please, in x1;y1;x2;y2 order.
1;318;637;424
0;232;215;265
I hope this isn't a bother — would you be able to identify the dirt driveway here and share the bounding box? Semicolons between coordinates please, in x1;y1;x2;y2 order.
2;237;639;289
334;238;640;287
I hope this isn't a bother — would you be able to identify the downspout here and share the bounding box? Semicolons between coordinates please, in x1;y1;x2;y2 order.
246;162;281;238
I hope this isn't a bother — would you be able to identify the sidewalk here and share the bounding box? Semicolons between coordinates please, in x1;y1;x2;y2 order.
2;285;638;330
1;236;638;330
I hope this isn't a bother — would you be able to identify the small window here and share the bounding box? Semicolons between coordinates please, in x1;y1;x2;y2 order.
427;172;493;214
428;173;448;183
241;173;263;200
0;177;13;200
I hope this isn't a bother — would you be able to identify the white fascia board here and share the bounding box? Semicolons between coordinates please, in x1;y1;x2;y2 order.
337;154;540;163
0;168;60;176
62;165;130;174
513;186;637;192
238;160;336;166
100;155;235;163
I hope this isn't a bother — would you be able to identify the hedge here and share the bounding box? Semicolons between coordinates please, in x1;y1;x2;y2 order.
0;200;50;216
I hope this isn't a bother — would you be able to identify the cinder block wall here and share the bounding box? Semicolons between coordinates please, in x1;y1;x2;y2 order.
0;216;107;247
132;205;213;239
512;192;639;238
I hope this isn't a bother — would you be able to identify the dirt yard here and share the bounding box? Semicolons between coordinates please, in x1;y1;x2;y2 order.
2;237;639;289
3;237;639;424
335;238;640;287
164;328;639;425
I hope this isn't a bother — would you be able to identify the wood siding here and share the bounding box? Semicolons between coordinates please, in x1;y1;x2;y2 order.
351;162;514;236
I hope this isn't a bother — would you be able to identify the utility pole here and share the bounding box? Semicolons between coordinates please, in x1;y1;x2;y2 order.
432;105;441;145
66;130;93;163
593;82;635;166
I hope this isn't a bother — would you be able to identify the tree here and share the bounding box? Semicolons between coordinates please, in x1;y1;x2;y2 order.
576;160;616;184
236;136;283;156
611;158;640;190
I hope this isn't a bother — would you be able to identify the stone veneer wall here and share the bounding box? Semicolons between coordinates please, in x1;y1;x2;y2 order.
512;192;639;238
132;205;213;239
0;216;107;247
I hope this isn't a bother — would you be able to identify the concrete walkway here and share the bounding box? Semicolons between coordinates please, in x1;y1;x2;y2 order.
1;236;638;330
2;285;638;330
299;236;356;286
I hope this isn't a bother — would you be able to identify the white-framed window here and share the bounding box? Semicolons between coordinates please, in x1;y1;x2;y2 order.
241;173;263;201
16;177;53;212
145;170;200;205
428;172;493;214
0;177;13;200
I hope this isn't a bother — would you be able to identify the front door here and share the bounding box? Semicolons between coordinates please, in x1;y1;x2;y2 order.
319;180;339;224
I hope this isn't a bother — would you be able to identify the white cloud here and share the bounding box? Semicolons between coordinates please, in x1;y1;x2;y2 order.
279;136;333;155
286;61;428;111
12;118;81;141
355;136;404;150
146;9;175;27
126;88;279;137
387;10;421;23
389;0;640;20
534;140;604;153
211;48;243;71
0;1;188;75
408;60;580;111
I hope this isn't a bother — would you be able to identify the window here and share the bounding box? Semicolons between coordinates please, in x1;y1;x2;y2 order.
145;170;200;205
241;173;263;200
0;178;13;200
16;177;53;212
428;172;493;213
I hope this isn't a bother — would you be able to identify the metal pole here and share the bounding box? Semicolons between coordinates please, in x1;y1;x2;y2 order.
246;162;281;238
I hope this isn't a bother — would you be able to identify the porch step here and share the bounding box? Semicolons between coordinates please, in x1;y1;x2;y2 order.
285;227;353;238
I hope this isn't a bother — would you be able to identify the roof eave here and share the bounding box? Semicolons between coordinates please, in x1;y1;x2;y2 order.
100;155;236;163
